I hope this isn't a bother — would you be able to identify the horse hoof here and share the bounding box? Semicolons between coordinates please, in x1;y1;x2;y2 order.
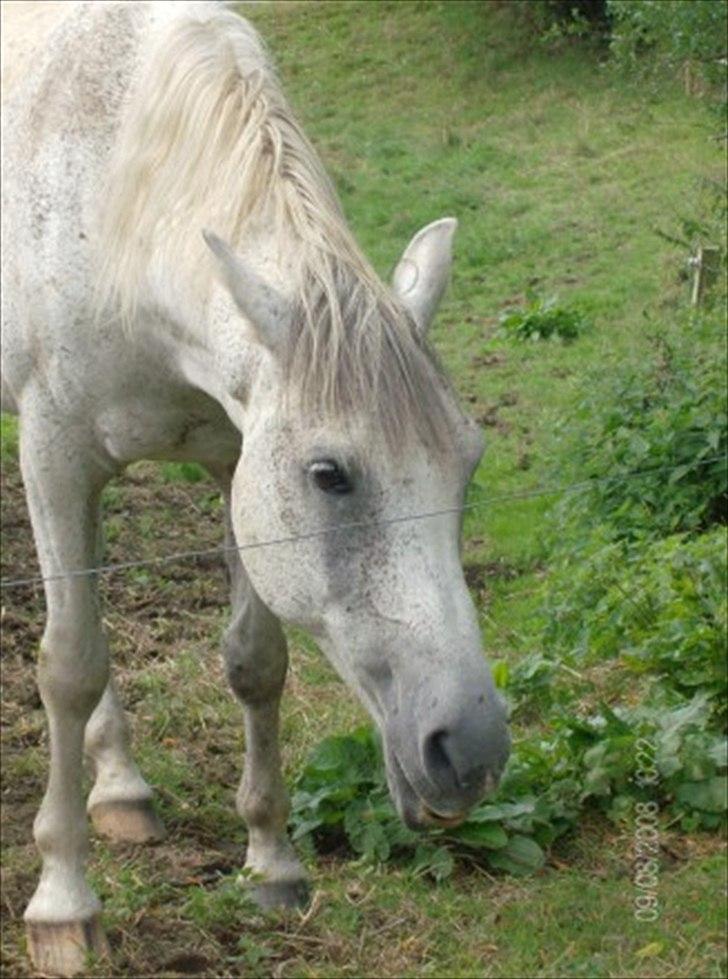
26;914;109;977
251;878;310;910
89;798;166;844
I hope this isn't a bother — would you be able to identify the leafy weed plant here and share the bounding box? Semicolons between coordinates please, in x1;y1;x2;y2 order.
499;293;588;343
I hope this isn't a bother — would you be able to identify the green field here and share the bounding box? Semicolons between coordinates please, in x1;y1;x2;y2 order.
1;2;725;977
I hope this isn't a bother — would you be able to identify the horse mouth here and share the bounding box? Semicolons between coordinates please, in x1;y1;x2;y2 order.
419;806;466;829
386;748;471;830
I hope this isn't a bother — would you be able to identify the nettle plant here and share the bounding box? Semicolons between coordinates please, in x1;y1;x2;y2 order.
536;528;728;705
290;726;551;880
290;659;727;878
557;336;727;541
498;294;588;343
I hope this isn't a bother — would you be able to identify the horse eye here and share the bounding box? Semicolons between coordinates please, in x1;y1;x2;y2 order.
309;460;352;495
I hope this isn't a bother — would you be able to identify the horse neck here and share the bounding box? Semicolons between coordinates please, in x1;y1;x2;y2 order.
168;258;288;432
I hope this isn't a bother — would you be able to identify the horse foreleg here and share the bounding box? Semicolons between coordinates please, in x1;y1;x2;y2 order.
212;466;309;909
20;407;114;976
235;674;309;909
85;677;166;843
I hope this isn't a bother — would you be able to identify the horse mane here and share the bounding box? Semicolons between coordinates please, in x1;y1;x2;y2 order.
96;2;453;451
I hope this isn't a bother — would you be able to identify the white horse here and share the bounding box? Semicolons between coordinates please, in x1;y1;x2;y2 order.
1;2;510;975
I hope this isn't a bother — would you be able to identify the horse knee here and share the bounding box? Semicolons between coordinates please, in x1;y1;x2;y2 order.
38;621;109;716
222;612;287;704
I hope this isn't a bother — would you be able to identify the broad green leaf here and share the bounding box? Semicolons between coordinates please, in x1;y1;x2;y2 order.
675;777;727;814
487;835;545;875
449;822;509;850
412;845;455;882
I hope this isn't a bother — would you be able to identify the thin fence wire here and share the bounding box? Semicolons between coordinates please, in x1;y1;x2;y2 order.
0;456;725;591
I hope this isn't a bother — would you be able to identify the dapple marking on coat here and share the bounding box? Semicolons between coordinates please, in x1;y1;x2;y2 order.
1;2;510;975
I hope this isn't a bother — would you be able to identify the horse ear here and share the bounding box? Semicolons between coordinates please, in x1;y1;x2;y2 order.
392;217;457;336
203;230;291;353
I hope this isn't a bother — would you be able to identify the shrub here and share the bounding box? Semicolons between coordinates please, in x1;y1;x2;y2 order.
511;0;611;43
516;0;727;96
607;0;728;87
561;692;727;830
536;528;728;707
551;318;727;542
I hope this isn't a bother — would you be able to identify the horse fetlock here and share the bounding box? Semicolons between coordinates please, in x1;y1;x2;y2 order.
33;807;89;863
41;618;107;659
25;864;101;925
83;704;128;759
237;783;289;832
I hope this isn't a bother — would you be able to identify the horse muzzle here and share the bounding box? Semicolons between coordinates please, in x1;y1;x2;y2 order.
382;696;511;830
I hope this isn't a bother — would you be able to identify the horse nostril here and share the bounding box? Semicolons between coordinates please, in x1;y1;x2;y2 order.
422;723;502;801
422;728;461;791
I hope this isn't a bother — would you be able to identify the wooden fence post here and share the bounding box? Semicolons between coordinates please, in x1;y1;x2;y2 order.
689;245;720;306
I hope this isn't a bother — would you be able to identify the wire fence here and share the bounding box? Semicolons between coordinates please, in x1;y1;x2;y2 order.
1;456;724;592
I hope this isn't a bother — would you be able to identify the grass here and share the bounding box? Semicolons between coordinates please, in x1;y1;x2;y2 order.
1;1;726;976
0;413;18;460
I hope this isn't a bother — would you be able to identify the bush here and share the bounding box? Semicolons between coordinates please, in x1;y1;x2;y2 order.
536;528;728;705
513;0;611;43
551;318;727;542
518;0;726;84
607;0;728;85
561;692;727;831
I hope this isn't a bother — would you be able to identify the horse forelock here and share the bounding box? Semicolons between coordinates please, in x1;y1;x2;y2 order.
283;261;455;455
95;1;455;454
